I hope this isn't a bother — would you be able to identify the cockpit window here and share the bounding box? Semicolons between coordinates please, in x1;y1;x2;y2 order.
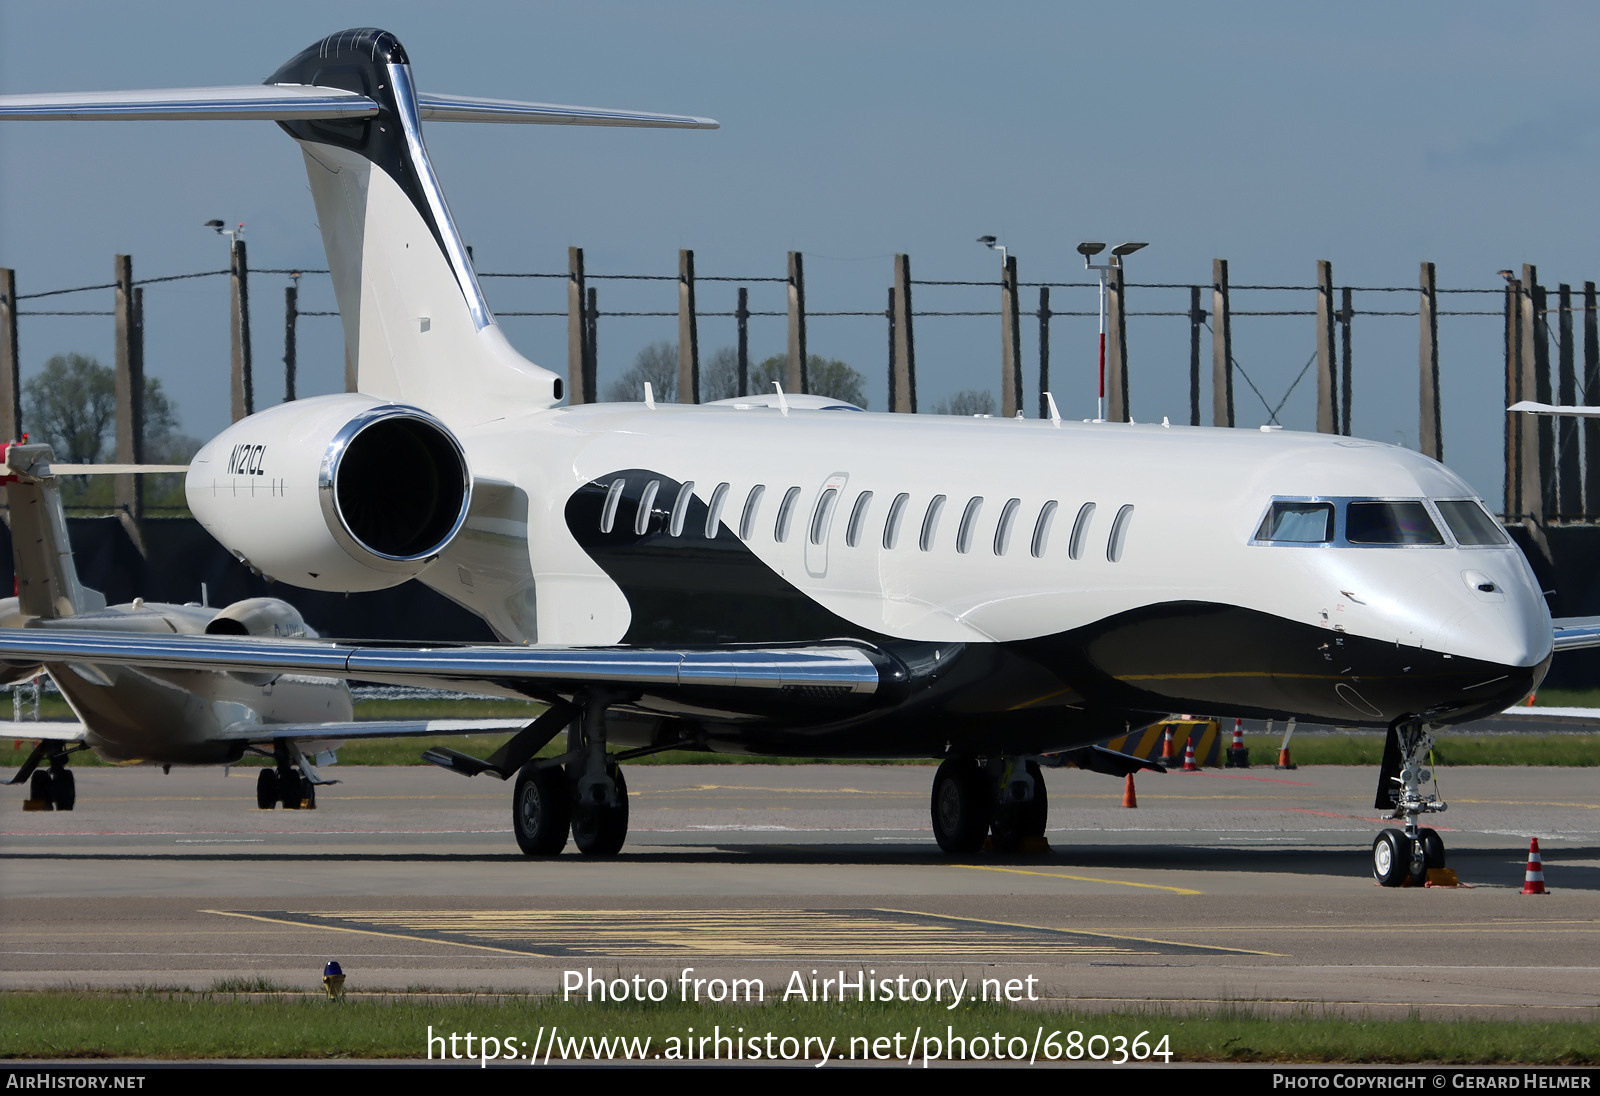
1346;501;1443;545
1255;501;1334;543
1435;500;1509;546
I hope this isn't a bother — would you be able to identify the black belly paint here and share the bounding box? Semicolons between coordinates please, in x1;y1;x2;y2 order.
562;471;1546;756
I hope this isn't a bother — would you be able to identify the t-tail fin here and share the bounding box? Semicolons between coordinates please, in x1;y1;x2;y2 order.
1;444;107;620
0;28;717;429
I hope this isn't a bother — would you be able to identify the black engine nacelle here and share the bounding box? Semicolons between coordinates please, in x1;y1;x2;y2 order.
186;394;471;592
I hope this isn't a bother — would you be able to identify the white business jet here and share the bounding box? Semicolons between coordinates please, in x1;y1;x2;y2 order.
0;29;1577;883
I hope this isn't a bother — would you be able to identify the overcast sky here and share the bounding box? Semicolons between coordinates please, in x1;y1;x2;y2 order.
3;1;1597;502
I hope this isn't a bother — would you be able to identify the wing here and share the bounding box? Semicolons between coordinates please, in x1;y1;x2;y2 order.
1552;616;1600;652
212;717;535;741
0;628;892;721
0;720;87;742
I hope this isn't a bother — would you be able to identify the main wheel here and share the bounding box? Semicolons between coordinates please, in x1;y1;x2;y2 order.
1417;827;1445;870
52;770;75;811
572;766;629;857
28;770;53;809
513;764;572;856
990;762;1048;852
279;770;304;810
1372;828;1414;887
256;768;279;810
931;757;992;854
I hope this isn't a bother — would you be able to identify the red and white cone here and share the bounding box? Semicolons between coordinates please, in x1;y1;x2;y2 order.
1226;718;1250;768
1180;737;1200;772
1122;773;1138;809
1520;838;1548;894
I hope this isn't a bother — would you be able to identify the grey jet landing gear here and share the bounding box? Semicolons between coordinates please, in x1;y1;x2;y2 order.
256;740;332;809
10;740;80;810
1371;718;1447;887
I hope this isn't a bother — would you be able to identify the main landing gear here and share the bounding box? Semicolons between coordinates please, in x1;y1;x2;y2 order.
254;740;334;810
1370;718;1447;887
8;740;80;810
512;694;630;858
931;756;1048;854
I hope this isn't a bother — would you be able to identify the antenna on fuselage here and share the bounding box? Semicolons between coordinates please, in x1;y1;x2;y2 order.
772;381;789;417
1044;392;1062;427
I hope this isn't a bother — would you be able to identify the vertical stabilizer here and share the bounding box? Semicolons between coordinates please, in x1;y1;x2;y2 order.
266;29;562;427
2;444;106;620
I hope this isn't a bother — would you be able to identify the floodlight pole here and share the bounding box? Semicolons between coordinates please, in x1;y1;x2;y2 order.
1078;241;1146;421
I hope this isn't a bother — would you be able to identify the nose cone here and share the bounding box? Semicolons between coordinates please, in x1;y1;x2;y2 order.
1427;557;1553;672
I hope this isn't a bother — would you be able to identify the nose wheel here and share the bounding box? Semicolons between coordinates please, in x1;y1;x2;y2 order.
1371;719;1447;887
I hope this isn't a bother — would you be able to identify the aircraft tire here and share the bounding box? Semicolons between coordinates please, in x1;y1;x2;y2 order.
1372;828;1413;887
572;765;629;857
991;761;1047;852
513;763;571;856
28;770;53;809
1417;827;1445;870
279;771;304;810
52;770;75;811
931;757;991;855
256;768;279;810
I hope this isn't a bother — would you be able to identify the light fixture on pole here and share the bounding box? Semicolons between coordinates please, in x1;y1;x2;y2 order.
1078;240;1147;420
977;235;1007;266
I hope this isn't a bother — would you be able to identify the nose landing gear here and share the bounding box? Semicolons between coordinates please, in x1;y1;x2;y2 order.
1371;718;1447;887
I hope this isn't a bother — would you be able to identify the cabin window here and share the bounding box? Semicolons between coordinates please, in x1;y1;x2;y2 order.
600;478;625;533
920;495;947;552
956;497;983;554
811;488;840;545
846;490;874;547
635;479;660;536
993;497;1021;555
1435;500;1509;546
1346;501;1443;546
1068;502;1095;560
775;486;802;542
883;492;910;549
740;485;765;541
1255;501;1334;544
668;480;695;537
1107;504;1134;562
704;482;730;538
1031;500;1059;558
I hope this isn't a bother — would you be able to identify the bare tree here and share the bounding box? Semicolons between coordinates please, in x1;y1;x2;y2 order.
604;341;678;403
931;389;996;417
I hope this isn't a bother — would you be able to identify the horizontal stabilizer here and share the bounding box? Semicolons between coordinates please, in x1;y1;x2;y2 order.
0;85;376;121
414;93;716;129
51;464;188;475
0;87;717;129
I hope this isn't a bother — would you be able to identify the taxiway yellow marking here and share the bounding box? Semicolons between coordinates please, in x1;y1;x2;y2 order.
204;909;536;956
209;907;1245;958
954;864;1205;895
875;907;1286;956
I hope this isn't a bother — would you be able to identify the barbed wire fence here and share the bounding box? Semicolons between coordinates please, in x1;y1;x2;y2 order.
1;253;1589;523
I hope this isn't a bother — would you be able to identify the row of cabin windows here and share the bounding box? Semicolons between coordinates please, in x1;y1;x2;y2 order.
601;477;1135;562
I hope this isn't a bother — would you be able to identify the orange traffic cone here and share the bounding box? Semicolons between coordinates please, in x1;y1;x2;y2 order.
1122;773;1138;808
1520;838;1548;894
1160;725;1176;763
1226;718;1249;768
1180;737;1200;772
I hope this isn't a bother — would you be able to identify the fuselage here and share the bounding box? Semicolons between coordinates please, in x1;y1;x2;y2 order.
419;401;1551;755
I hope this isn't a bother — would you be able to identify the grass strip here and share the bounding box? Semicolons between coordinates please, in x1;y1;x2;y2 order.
2;987;1595;1064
